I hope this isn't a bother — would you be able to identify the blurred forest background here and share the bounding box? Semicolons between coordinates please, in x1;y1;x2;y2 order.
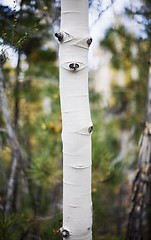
0;0;151;239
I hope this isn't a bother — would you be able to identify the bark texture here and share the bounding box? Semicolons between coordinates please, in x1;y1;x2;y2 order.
58;0;92;239
126;61;151;239
146;59;151;122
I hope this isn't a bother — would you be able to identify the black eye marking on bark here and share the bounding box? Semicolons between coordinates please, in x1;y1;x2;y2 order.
87;38;93;47
55;32;64;42
58;227;69;237
69;63;79;71
88;125;93;133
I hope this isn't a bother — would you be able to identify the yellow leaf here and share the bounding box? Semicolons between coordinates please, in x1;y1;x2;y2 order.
53;94;59;99
42;123;47;130
48;121;54;128
92;188;97;193
43;6;48;10
2;146;11;163
54;125;61;133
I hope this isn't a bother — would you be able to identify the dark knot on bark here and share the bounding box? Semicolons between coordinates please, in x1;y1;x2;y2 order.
88;125;93;133
69;63;79;71
55;32;64;42
87;38;93;47
58;227;69;238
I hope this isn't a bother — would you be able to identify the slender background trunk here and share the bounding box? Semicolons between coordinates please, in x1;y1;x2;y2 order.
14;50;21;128
0;65;22;213
126;54;151;239
57;0;93;239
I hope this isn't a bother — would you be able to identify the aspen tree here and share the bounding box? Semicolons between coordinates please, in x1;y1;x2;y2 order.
55;0;93;239
126;56;151;239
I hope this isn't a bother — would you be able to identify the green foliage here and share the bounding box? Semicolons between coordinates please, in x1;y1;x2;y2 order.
38;213;62;240
101;26;138;70
101;24;149;134
89;89;128;238
0;213;27;240
0;211;62;240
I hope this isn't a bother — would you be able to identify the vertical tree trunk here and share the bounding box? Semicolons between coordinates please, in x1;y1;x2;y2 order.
56;0;93;239
7;50;21;212
146;56;151;239
146;55;151;123
126;56;151;239
0;65;22;213
14;50;21;128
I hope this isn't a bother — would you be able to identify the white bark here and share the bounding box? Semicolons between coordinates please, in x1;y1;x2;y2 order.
58;0;92;239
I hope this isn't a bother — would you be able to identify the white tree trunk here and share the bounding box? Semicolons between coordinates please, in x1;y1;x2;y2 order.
57;0;93;239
